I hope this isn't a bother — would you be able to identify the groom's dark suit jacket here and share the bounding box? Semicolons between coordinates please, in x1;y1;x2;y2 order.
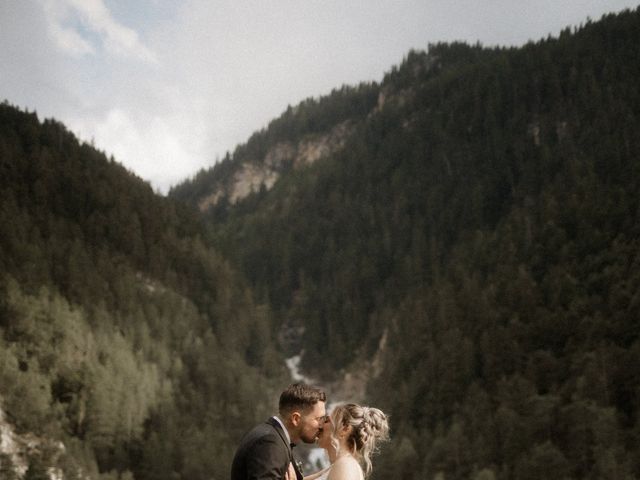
231;417;303;480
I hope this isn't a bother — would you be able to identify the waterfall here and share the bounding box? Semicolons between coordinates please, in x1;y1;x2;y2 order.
285;354;331;471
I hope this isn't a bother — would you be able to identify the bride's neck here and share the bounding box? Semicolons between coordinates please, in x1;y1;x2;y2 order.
328;448;338;463
329;440;355;464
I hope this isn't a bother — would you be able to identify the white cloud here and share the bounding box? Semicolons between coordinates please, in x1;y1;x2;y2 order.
66;103;209;193
45;16;95;56
42;0;157;63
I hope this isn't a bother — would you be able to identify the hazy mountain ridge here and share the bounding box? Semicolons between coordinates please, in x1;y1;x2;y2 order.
171;46;450;210
170;83;379;207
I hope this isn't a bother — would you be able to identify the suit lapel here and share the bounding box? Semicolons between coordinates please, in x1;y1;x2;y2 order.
267;418;303;480
266;417;292;455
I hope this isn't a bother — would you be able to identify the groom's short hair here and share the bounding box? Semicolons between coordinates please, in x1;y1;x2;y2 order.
279;383;326;415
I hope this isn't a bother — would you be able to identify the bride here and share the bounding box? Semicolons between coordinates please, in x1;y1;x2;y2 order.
291;403;389;480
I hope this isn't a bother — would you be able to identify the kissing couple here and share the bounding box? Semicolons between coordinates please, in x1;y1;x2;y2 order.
231;383;389;480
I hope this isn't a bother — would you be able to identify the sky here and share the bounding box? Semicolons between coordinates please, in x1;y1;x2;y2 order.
1;1;638;193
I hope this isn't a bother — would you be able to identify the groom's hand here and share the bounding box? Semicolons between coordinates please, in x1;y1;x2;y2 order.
285;462;297;480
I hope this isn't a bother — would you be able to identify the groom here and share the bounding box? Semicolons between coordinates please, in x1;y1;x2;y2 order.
231;383;327;480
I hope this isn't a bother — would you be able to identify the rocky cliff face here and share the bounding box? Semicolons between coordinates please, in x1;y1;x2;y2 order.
0;405;64;479
197;120;355;211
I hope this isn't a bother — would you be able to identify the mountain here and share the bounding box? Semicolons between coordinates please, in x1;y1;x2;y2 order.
0;102;288;479
172;8;640;480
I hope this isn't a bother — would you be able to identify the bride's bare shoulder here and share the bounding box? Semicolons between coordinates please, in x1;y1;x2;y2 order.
327;455;363;480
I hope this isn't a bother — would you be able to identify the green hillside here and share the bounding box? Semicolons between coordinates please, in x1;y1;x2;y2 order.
0;102;288;479
173;8;640;479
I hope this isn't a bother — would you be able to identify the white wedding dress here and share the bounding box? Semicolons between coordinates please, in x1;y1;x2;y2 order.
318;459;364;480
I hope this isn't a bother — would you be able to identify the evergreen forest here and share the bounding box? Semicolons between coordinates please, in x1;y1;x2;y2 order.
0;103;288;479
174;8;640;480
1;6;640;480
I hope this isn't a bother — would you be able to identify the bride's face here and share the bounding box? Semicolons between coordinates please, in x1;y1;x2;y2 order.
317;415;333;450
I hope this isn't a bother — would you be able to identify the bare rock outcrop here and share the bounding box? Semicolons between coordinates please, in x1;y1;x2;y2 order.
0;405;66;479
198;120;355;210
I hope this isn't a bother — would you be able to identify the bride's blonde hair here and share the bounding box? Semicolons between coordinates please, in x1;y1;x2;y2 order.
331;403;389;477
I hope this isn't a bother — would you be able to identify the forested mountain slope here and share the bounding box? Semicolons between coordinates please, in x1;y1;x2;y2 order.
173;8;640;479
0;103;287;479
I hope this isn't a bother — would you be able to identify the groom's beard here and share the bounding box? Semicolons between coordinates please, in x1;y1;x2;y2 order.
299;428;322;444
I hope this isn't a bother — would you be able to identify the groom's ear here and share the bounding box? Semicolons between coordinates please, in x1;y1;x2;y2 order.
291;411;302;427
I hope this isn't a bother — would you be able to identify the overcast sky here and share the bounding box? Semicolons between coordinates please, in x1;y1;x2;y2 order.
1;0;638;193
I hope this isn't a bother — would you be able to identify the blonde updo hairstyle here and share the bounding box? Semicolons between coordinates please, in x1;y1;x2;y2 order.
330;403;389;477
